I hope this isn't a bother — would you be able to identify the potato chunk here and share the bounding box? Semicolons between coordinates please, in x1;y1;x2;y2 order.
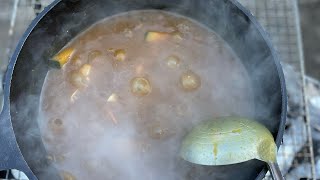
61;171;76;180
114;49;126;61
79;64;91;77
144;31;169;42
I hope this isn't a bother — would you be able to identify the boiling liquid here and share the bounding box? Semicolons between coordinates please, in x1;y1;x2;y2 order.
39;10;254;180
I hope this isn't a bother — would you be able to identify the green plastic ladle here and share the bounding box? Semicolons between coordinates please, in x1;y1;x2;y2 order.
180;117;284;180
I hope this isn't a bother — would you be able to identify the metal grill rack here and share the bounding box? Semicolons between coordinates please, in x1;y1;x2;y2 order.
238;0;316;179
1;0;316;179
239;0;301;68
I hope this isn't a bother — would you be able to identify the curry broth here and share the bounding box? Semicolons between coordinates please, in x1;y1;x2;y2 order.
39;10;254;180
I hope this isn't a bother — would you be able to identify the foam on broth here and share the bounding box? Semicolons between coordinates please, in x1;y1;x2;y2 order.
39;10;254;180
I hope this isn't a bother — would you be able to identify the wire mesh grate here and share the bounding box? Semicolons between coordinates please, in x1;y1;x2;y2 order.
1;0;315;179
239;0;316;179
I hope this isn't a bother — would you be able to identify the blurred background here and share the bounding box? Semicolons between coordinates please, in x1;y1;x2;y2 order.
0;0;319;179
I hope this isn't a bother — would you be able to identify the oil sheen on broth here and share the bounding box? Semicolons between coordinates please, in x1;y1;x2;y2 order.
39;10;254;180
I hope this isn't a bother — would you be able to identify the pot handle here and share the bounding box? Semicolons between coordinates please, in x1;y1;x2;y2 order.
267;161;284;180
0;106;37;180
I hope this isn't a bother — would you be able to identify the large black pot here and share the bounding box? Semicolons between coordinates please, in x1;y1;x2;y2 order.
0;0;286;179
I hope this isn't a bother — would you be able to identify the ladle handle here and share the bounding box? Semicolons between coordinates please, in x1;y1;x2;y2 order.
267;162;284;180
